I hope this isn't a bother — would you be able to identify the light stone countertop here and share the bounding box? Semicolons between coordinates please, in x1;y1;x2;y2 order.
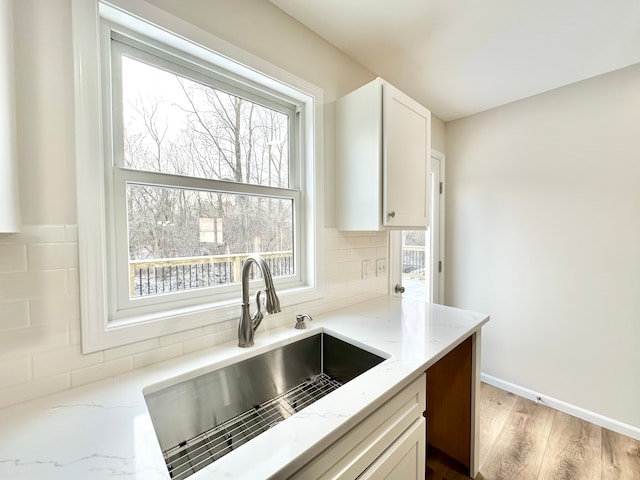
0;296;489;479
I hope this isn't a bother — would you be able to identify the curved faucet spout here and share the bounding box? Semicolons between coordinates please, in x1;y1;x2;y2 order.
238;254;281;347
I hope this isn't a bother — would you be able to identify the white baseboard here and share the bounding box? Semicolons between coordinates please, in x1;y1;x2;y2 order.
481;373;640;441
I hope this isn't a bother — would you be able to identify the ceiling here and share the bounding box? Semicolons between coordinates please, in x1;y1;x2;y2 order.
270;0;640;121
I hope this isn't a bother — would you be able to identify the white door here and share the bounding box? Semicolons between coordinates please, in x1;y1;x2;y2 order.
390;151;444;303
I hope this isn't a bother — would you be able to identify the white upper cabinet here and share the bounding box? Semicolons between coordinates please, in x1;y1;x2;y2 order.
0;0;19;232
336;77;431;231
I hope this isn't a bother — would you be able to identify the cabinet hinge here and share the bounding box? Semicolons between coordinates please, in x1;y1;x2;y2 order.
439;182;443;194
438;260;442;273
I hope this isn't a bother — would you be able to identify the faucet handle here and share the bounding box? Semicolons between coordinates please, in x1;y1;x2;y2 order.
295;314;313;330
252;291;264;330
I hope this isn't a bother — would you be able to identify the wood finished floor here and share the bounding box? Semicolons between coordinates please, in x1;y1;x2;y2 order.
427;383;640;480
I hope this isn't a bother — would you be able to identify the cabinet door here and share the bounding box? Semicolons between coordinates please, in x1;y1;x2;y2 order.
358;418;426;480
382;83;430;228
289;375;426;480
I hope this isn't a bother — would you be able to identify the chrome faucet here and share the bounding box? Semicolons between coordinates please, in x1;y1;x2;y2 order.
238;254;281;347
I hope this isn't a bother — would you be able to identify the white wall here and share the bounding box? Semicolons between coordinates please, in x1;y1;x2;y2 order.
431;115;446;153
0;0;389;407
446;63;640;429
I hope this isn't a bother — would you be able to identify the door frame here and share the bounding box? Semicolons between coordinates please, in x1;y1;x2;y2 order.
389;149;445;304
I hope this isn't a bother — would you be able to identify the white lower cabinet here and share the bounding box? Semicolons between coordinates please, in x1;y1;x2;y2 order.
290;375;426;479
359;419;425;479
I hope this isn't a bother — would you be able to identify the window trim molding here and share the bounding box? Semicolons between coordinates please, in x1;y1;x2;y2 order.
72;0;324;353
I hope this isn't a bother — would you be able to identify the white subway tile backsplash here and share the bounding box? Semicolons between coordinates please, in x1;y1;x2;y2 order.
64;225;78;242
66;268;79;295
19;225;67;243
133;344;183;369
29;296;78;325
0;270;68;302
0;356;31;388
344;248;363;261
69;317;81;346
158;327;207;347
0;322;70;359
326;260;360;277
338;282;380;300
0;300;29;331
0;233;14;244
363;247;377;259
204;319;235;335
325;233;351;250
32;345;103;380
0;244;27;272
221;326;237;344
182;333;217;354
0;225;388;408
352;236;370;248
327;247;347;263
71;357;133;387
370;233;387;247
103;338;161;362
0;373;70;409
27;243;78;270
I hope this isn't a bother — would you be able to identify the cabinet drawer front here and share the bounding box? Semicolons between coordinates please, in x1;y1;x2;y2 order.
290;375;426;480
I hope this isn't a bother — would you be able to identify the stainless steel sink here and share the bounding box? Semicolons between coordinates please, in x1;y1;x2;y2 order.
144;332;386;480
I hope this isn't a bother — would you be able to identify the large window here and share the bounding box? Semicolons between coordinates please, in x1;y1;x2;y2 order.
107;34;304;317
72;1;322;352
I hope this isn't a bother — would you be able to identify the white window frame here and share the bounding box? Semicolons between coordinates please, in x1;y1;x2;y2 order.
72;0;324;353
105;28;304;317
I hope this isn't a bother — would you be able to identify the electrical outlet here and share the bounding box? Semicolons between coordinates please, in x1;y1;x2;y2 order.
376;258;387;277
361;260;372;279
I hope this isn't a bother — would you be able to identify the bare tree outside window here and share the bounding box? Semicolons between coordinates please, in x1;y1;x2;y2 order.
120;56;294;298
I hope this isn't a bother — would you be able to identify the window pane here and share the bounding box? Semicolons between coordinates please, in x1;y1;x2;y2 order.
126;184;294;298
121;56;290;188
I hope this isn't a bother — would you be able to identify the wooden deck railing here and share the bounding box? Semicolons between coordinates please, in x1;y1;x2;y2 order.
130;246;425;297
402;245;425;278
129;251;293;297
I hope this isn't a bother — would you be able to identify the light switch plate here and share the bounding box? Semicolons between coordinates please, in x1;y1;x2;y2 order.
376;258;387;277
362;260;372;279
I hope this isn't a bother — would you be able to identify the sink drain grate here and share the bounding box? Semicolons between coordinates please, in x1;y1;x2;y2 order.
163;372;343;479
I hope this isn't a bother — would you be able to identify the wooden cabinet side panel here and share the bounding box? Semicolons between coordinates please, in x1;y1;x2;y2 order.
426;336;473;469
